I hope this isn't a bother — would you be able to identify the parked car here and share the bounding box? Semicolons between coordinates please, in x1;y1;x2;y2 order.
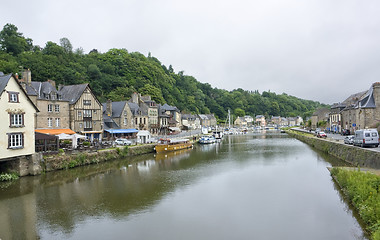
341;129;351;136
353;129;379;147
114;138;132;146
316;131;327;138
344;135;354;145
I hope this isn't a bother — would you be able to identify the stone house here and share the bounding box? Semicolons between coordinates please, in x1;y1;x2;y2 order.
160;103;182;129
234;117;248;127
0;73;39;160
198;114;211;127
206;114;217;127
255;115;266;127
59;84;103;142
182;114;201;130
128;102;148;131
20;73;70;130
311;108;330;130
340;82;380;132
102;100;137;139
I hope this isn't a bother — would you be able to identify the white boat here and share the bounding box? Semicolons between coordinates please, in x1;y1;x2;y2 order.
199;136;216;144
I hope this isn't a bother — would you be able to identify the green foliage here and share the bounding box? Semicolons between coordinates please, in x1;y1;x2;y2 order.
58;149;64;154
83;141;91;147
0;23;327;120
331;168;380;239
0;172;19;181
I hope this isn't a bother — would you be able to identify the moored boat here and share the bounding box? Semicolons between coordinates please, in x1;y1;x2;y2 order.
154;138;193;153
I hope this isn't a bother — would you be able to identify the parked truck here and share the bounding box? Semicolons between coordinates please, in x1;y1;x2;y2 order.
353;129;379;148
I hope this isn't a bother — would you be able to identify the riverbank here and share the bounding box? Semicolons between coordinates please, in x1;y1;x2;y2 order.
329;167;380;240
287;129;380;169
42;144;155;172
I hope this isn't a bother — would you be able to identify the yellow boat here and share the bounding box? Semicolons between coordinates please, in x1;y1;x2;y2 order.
154;138;193;153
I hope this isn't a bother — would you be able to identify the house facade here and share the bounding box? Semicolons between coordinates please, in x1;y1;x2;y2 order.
255;115;266;127
59;84;103;141
0;73;38;160
340;82;380;132
182;114;201;130
21;78;70;130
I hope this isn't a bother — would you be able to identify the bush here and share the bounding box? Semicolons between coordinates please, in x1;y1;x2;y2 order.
0;172;19;182
83;141;91;147
331;168;380;239
58;149;64;154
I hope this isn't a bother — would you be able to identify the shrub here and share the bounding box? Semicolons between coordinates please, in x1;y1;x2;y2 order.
83;141;91;147
0;172;19;182
331;168;380;239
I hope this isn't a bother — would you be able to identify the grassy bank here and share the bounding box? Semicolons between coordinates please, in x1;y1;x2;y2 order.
330;168;380;239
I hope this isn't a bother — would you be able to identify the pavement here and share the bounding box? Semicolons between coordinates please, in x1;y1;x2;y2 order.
291;127;380;153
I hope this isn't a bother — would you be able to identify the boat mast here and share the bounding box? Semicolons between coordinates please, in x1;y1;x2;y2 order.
228;109;231;129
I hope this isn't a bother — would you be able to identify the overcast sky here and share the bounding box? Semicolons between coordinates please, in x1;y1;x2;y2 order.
2;0;380;104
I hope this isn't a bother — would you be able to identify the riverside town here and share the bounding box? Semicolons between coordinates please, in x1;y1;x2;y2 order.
1;22;380;240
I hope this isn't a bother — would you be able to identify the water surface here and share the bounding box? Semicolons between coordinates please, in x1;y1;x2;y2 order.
0;133;367;239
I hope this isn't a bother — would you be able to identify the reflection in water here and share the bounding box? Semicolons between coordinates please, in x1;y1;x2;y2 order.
0;133;367;240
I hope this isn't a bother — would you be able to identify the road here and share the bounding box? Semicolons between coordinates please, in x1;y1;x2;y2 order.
292;127;380;152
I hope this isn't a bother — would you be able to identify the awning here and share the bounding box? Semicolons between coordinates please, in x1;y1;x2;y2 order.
105;129;138;134
57;133;73;140
35;128;75;135
81;131;103;134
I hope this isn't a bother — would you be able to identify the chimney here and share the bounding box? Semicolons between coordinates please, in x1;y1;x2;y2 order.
131;92;138;103
106;99;112;117
48;79;56;88
23;69;32;86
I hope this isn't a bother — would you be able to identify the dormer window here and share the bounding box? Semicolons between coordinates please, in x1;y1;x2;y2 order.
51;93;56;100
8;91;19;103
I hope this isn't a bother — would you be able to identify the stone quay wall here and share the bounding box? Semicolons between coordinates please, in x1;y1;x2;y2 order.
287;130;380;169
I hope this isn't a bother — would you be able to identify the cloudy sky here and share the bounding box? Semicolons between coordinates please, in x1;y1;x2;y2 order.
2;0;380;104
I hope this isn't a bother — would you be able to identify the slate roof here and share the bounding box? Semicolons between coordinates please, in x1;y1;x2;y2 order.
161;103;178;111
342;91;367;107
0;73;11;94
358;85;376;108
59;84;88;104
182;114;198;120
128;102;147;115
102;101;127;118
28;81;60;99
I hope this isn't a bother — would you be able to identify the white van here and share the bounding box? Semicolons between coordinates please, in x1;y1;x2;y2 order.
353;129;379;147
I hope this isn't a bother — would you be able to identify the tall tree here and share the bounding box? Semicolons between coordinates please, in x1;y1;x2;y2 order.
0;23;32;56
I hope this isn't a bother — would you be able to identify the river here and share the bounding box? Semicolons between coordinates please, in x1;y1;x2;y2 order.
0;132;367;240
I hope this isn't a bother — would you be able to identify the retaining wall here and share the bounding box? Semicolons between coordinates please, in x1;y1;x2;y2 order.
288;131;380;169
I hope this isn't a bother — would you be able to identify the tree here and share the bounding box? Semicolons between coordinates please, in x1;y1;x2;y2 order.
60;37;73;53
0;23;32;56
234;108;245;117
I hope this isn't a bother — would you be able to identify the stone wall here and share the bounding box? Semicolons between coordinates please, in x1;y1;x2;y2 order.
287;131;380;169
1;145;155;176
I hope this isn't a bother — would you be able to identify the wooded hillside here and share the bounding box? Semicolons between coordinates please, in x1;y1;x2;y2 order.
0;23;328;121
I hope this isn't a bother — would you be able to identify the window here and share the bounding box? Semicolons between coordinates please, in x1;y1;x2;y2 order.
79;123;83;129
372;133;378;137
48;118;52;127
48;104;53;112
124;110;127;116
55;104;60;112
84;121;92;128
8;133;23;149
94;110;97;114
78;111;82;117
83;100;91;105
124;118;127;125
8;92;19;103
10;114;24;127
51;93;56;100
83;110;92;117
55;118;60;127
